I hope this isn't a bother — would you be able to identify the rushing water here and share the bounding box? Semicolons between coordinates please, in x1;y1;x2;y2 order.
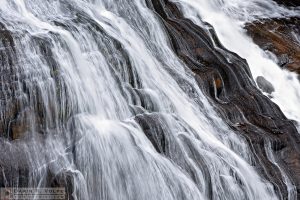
0;0;298;200
173;0;300;129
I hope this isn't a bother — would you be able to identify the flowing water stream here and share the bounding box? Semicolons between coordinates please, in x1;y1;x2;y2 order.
173;0;300;128
0;0;299;199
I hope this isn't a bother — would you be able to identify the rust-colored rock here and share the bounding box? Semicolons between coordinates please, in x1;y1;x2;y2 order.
245;17;300;74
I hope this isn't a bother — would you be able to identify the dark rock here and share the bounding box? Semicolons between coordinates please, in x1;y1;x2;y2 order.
0;24;70;139
0;1;300;199
135;113;213;196
273;0;300;6
135;113;169;154
256;76;275;94
147;0;300;198
278;54;291;67
0;137;74;200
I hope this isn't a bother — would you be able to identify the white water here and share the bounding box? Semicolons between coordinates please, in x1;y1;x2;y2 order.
0;0;297;199
173;0;300;128
265;141;297;200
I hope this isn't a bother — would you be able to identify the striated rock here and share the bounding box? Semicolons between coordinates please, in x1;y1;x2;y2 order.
0;23;69;139
148;0;300;197
0;0;300;199
0;22;23;139
256;76;275;94
245;17;300;74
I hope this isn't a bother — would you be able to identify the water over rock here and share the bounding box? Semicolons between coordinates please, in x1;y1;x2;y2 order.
0;0;300;199
148;0;300;197
245;17;300;75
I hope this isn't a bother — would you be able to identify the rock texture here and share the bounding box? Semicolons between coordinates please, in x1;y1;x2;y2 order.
0;19;73;199
245;17;300;75
256;76;275;94
0;0;300;199
0;22;21;139
147;0;300;198
273;0;300;6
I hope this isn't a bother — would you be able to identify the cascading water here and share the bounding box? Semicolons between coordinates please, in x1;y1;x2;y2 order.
0;0;299;200
172;0;300;128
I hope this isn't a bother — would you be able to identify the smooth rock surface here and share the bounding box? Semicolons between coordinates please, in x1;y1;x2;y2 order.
256;76;275;94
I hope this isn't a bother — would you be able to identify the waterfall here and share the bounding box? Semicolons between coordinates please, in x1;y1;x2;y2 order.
172;0;300;128
0;0;299;200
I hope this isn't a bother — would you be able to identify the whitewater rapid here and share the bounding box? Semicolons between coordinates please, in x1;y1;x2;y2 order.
0;0;298;199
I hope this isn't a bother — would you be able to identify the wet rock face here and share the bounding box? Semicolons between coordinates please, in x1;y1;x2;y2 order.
0;138;74;200
0;23;23;139
273;0;300;6
256;76;275;94
245;17;300;75
0;22;70;139
0;0;300;199
148;0;300;198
